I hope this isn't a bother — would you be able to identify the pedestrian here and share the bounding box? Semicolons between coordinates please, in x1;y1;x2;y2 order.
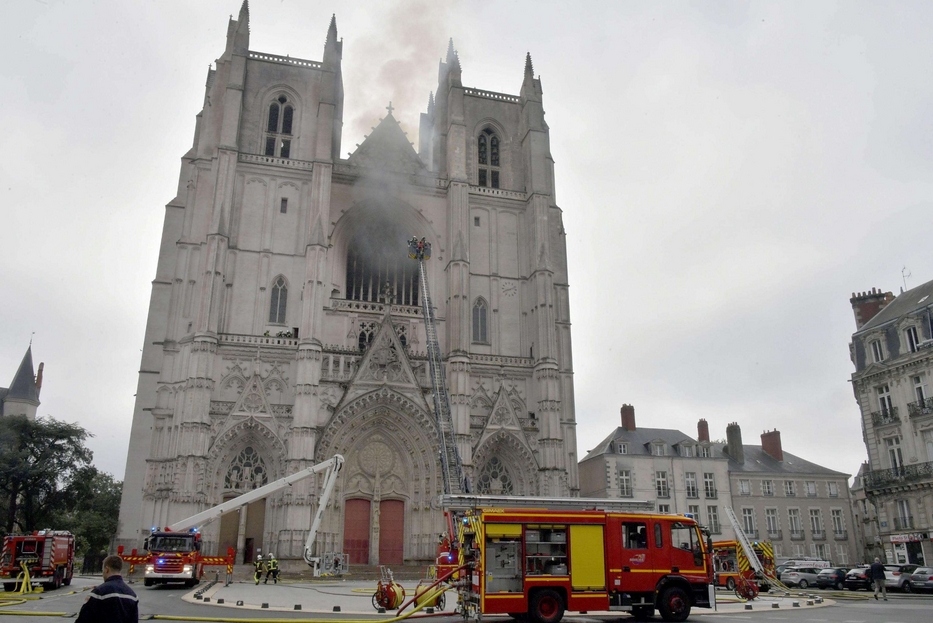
264;553;279;584
869;557;888;601
75;554;138;623
253;554;266;585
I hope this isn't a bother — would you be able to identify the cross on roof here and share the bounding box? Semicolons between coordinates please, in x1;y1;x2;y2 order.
386;101;394;115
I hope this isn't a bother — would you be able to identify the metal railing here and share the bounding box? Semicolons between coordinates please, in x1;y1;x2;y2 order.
834;530;848;540
767;530;782;540
894;516;914;530
864;461;933;490
743;529;759;540
811;530;826;541
908;397;933;418
789;530;805;541
871;407;900;426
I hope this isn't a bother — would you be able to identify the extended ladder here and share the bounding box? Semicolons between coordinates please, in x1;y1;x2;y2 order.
410;239;469;494
724;506;788;592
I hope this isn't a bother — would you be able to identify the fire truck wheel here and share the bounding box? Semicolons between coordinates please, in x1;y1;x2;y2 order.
4;582;15;592
51;569;62;590
530;589;565;623
63;568;72;587
144;579;154;587
725;578;735;591
631;606;654;620
657;586;690;623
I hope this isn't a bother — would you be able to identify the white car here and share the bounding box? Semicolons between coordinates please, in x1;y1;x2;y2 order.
780;566;822;589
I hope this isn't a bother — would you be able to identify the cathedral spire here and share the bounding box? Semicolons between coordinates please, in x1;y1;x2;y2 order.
325;13;338;47
238;0;250;31
524;52;534;80
446;38;456;65
427;91;435;116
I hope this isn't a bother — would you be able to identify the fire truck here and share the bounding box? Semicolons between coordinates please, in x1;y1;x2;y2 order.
445;495;714;623
712;540;775;592
1;530;75;592
120;454;344;587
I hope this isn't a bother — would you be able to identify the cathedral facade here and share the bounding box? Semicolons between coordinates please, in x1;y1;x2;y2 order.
117;3;579;564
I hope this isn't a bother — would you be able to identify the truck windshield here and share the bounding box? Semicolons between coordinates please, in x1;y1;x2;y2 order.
149;536;194;552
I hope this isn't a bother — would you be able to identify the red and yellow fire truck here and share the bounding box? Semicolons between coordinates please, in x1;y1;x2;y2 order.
1;530;75;592
447;496;714;623
712;540;775;593
118;530;233;587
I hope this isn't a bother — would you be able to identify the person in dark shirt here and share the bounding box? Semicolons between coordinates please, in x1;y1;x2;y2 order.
869;557;888;601
76;554;139;622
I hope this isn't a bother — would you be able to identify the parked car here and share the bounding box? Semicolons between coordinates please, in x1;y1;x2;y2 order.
780;566;822;589
815;567;848;590
886;564;919;591
906;567;933;594
844;566;872;591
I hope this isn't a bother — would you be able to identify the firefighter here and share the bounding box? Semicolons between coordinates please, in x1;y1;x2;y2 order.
264;553;279;584
253;555;265;585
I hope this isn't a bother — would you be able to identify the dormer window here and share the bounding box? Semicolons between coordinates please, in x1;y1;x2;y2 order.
870;338;885;363
616;442;628;454
905;326;920;353
681;444;695;457
477;127;500;188
264;95;294;159
652;443;665;456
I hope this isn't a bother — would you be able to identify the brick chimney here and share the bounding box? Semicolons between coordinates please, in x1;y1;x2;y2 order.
761;429;783;462
35;362;44;397
620;404;636;431
850;288;894;329
697;418;710;442
725;422;745;465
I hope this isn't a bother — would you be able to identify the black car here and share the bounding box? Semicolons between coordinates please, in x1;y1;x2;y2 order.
844;566;872;591
816;567;847;590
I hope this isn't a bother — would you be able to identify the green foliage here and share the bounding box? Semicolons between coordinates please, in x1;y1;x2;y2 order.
61;468;123;555
0;415;94;534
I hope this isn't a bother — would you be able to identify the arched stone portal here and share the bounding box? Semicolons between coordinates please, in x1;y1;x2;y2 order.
319;387;444;563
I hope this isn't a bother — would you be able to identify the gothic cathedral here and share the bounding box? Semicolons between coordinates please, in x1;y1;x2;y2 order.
117;3;579;564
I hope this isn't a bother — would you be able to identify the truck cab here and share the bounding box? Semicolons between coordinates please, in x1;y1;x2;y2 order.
142;530;202;587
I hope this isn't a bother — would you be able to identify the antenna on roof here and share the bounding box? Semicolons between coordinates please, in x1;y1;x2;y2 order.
902;266;912;291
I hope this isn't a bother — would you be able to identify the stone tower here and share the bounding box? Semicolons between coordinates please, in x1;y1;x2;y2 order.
117;3;578;565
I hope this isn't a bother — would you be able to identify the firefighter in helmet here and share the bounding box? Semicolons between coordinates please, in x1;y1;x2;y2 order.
253;554;266;585
264;553;279;584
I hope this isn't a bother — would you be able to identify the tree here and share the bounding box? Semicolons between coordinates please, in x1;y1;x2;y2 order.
62;468;122;555
0;415;93;533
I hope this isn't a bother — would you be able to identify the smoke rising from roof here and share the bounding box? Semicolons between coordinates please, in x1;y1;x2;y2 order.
342;0;452;155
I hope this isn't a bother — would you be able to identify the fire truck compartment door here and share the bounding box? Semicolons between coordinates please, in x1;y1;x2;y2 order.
485;524;522;538
569;525;606;590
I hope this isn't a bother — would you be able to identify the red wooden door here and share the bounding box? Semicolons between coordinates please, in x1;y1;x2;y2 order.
379;499;404;564
343;499;371;565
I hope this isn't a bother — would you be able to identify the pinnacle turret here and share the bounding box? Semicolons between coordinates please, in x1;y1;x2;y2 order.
325;14;338;47
524;52;534;79
238;0;250;31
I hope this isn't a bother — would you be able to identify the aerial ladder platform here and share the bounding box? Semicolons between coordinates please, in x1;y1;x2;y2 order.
409;238;469;495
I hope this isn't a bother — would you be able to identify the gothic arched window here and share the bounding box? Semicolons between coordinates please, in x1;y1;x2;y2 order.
224;446;268;491
476;457;513;495
472;298;488;343
269;276;287;324
263;95;294;159
345;212;420;307
477;127;500;188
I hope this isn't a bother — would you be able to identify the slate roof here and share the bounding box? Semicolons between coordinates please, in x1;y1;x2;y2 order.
713;443;849;477
6;347;38;403
582;426;700;461
856;278;933;335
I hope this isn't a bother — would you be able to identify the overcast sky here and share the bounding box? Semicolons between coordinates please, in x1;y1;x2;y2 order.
2;0;931;483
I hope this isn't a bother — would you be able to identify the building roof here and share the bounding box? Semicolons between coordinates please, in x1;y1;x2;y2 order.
713;443;849;478
5;346;38;403
856;278;933;335
581;426;699;461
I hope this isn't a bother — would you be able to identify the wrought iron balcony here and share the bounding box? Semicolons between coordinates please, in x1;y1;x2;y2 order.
908;397;933;419
863;461;933;490
811;530;826;541
834;530;848;540
767;530;782;540
744;529;759;540
871;407;900;427
789;530;805;541
894;516;914;530
709;524;722;535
